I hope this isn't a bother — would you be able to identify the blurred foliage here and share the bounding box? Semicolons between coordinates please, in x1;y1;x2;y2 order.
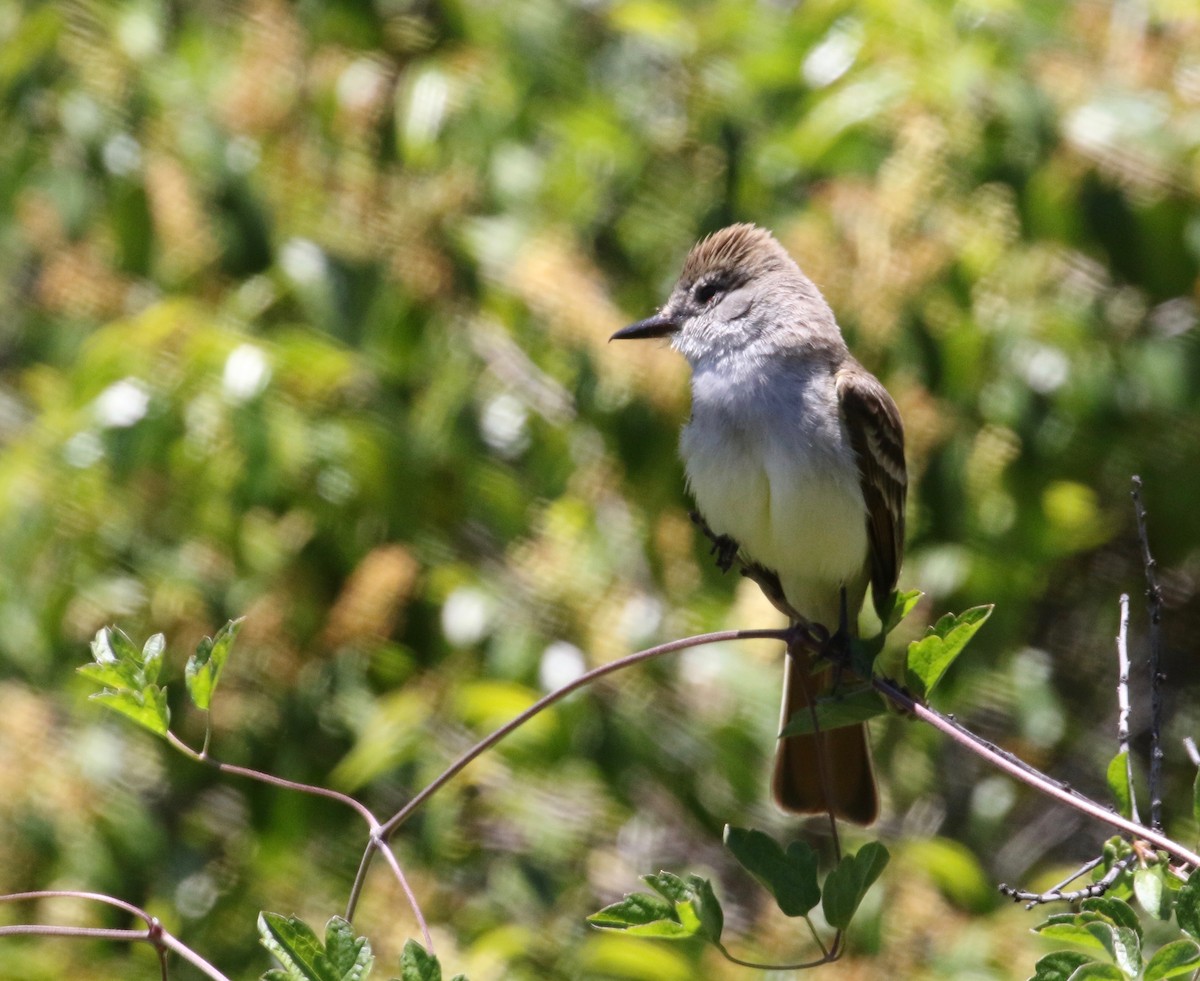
2;0;1200;977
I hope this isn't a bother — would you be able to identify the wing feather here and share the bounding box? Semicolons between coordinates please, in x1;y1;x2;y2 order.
836;363;907;614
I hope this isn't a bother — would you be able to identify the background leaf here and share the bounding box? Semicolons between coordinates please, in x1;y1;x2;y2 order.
821;842;890;931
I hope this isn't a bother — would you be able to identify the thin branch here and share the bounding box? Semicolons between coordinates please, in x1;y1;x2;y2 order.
1000;853;1135;908
0;892;234;981
376;627;789;841
342;627;791;922
872;677;1200;868
373;837;434;952
716;944;839;971
164;733;433;937
1132;475;1166;832
165;732;380;829
1116;592;1139;825
0;890;154;926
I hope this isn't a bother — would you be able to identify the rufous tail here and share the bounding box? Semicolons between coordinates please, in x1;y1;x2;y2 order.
770;645;877;824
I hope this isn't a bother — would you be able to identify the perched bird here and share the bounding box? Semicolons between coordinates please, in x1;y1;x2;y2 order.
611;224;906;823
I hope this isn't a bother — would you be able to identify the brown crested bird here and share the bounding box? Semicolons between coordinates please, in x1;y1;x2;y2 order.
612;224;906;823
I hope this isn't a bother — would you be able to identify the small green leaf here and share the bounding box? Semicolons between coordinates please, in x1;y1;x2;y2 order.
779;686;887;737
85;627;146;689
90;686;170;736
686;874;723;943
1145;939;1200;980
588;893;687;936
905;605;992;697
821;842;889;931
1134;868;1169;920
1029;950;1096;981
141;633;166;684
323;916;374;979
1081;897;1143;940
1175;874;1200;939
723;826;819;917
187;617;243;711
77;662;133;690
878;588;924;636
257;913;373;981
258;912;329;980
1061;963;1128;980
642;871;689;905
1193;767;1200;836
589;876;722;944
1034;918;1109;953
1106;752;1132;819
398;939;442;981
106;625;140;663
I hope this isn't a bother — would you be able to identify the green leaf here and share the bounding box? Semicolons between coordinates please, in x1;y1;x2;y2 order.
90;686;170;736
83;627;148;690
778;686;887;737
141;632;166;684
589;875;723;943
186;617;244;711
1106;751;1132;819
258;913;372;981
1175;874;1200;939
1033;917;1108;952
1193;767;1200;838
77;662;134;690
686;875;723;943
1134;868;1169;920
105;625;140;663
1081;898;1143;940
1145;939;1200;980
323;917;374;980
1061;963;1128;980
723;826;819;917
259;912;329;981
821;841;889;931
1029;950;1096;981
642;872;722;942
904;605;992;698
878;588;924;637
398;939;442;981
588;893;689;937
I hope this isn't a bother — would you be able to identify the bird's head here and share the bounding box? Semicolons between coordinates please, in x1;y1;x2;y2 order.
611;224;826;364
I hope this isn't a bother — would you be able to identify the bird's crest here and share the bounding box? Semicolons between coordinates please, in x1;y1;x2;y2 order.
679;223;791;284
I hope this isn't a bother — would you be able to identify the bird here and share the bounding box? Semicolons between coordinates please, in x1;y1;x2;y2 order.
611;223;906;823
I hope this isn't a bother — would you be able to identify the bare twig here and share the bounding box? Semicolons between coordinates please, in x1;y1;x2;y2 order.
0;891;233;981
164;733;432;945
1116;592;1140;825
1132;476;1166;832
999;853;1135;908
872;677;1200;868
346;627;792;921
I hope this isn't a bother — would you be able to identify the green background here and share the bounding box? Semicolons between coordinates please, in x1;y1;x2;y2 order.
2;0;1200;977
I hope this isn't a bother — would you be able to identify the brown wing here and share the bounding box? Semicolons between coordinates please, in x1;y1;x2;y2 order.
836;362;907;615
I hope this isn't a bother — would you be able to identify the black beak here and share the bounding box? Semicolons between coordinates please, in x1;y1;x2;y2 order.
610;313;678;341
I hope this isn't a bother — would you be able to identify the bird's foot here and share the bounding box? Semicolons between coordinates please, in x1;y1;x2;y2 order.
689;510;740;573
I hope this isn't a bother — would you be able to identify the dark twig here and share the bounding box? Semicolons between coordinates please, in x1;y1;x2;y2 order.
998;853;1135;908
1132;476;1165;832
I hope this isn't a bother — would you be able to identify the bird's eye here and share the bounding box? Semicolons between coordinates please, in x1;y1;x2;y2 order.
694;280;722;306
